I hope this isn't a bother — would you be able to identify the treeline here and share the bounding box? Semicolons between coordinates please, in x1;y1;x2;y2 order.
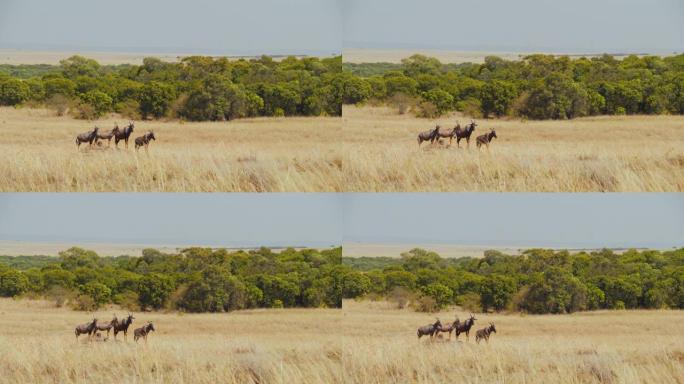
342;53;684;119
0;246;343;312
341;248;684;314
0;54;342;120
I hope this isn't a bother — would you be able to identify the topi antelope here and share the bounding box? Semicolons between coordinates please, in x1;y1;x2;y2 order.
134;131;156;152
433;124;461;146
476;129;497;150
454;120;477;148
96;125;121;147
454;314;477;341
75;127;99;148
475;323;497;344
417;318;442;339
114;122;134;149
113;313;135;341
417;125;440;147
75;318;98;340
436;315;460;340
94;314;118;338
134;322;155;343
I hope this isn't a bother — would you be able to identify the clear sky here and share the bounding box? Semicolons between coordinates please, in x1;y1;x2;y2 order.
0;194;342;248
342;194;684;249
344;0;684;53
0;0;342;55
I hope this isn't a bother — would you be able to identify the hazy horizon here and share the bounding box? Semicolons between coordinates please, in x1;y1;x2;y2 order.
0;194;342;248
342;194;684;249
0;0;342;56
344;0;683;54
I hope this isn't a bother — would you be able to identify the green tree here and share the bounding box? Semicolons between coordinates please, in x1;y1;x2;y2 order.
80;281;111;308
480;80;517;117
0;269;29;297
0;78;30;106
342;271;371;298
138;81;176;119
138;273;175;310
420;283;453;309
79;90;112;118
480;275;517;312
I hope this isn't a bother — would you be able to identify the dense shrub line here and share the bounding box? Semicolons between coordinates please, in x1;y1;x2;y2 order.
343;54;684;119
342;248;684;313
0;246;342;312
0;55;342;120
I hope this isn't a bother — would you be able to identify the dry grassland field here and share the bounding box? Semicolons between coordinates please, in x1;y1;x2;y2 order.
342;300;684;384
0;299;342;384
342;106;684;192
0;107;342;192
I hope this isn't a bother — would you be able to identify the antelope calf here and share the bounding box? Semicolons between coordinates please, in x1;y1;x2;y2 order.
475;323;497;344
134;131;156;152
134;322;155;343
476;129;497;150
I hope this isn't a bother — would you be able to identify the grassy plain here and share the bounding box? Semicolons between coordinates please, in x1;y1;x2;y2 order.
342;105;684;192
342;300;684;384
0;299;342;384
0;107;342;192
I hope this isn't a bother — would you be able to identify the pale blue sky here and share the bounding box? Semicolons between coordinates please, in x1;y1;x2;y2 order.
343;194;684;249
0;0;342;55
0;194;342;247
344;0;684;53
1;194;681;249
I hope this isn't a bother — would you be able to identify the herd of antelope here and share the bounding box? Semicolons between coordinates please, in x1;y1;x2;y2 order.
417;120;498;150
417;314;497;344
75;121;157;152
74;313;156;344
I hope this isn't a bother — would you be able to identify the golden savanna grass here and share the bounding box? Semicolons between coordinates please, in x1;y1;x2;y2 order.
0;107;342;192
342;300;684;384
342;106;684;191
0;299;342;384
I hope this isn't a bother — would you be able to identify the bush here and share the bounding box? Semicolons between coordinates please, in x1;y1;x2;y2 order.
388;93;416;115
45;94;72;116
71;294;97;311
0;269;29;297
387;287;413;309
413;296;439;313
0;78;30;106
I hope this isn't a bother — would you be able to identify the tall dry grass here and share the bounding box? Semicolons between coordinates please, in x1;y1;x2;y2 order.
0;299;342;384
342;300;684;384
342;106;684;191
0;107;342;191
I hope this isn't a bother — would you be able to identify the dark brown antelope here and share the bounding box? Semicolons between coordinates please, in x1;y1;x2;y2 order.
454;120;477;148
96;125;120;147
436;315;460;340
114;122;134;149
476;129;497;150
135;131;156;152
417;125;440;147
454;314;477;341
94;315;118;338
75;318;98;340
113;313;135;341
75;127;99;148
417;318;442;339
475;323;496;344
134;322;155;343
